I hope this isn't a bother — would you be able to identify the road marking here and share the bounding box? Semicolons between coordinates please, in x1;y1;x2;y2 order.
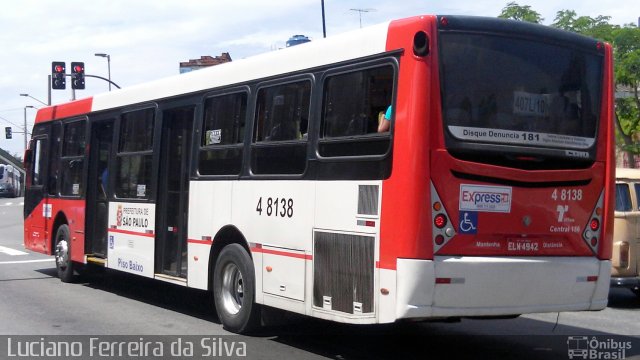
0;245;28;256
0;259;54;265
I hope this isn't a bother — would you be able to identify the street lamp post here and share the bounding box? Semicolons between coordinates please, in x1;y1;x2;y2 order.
321;0;327;38
19;93;48;106
23;105;35;150
95;53;111;91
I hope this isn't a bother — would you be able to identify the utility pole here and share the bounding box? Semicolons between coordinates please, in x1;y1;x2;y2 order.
350;8;376;28
321;0;327;38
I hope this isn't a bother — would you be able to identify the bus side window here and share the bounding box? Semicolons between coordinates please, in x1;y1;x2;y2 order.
199;92;247;176
115;108;155;199
251;80;310;175
31;140;45;186
319;64;394;158
60;121;86;197
48;123;62;196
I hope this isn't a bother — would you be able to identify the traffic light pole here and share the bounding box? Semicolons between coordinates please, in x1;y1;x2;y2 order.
47;75;52;106
84;74;121;89
60;73;121;90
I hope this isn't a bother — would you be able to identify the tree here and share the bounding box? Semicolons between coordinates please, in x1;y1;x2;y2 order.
499;3;640;166
498;2;543;23
613;26;640;164
552;10;618;42
550;9;640;165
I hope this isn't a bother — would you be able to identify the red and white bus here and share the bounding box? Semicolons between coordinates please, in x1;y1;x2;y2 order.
24;15;614;333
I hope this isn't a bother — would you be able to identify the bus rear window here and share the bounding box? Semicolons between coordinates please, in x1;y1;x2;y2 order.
440;32;602;152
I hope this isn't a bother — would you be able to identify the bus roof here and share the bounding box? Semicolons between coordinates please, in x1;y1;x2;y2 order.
35;20;392;123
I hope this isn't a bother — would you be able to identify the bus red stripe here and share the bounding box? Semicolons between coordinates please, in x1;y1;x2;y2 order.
251;247;312;260
107;228;154;238
188;239;213;245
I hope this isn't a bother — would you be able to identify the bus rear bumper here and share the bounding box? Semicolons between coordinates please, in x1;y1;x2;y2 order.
394;257;611;320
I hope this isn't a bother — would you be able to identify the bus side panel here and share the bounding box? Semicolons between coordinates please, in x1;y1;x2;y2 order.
106;202;156;278
232;180;314;314
378;16;437;270
49;199;86;263
186;181;233;290
24;198;50;254
24;198;86;261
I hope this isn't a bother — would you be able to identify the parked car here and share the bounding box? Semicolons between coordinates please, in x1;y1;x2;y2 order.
611;168;640;295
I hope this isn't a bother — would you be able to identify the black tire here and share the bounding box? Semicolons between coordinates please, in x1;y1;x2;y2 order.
213;244;260;333
54;224;75;283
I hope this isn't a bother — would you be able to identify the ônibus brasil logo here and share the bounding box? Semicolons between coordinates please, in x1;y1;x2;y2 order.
459;184;512;213
567;336;632;360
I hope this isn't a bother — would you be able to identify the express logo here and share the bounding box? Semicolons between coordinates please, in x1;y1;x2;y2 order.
461;191;510;205
459;185;513;213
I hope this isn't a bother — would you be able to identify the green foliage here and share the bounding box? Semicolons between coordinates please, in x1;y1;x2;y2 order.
498;2;543;23
552;10;618;42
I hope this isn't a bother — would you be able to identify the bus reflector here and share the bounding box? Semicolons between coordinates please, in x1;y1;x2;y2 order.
357;220;376;227
435;235;445;245
440;17;449;27
587;276;598;282
380;288;390;295
591;237;598;247
436;277;465;284
577;276;598;282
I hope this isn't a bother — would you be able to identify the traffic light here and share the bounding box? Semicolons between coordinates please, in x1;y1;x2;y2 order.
5;127;11;140
52;61;66;90
71;62;85;90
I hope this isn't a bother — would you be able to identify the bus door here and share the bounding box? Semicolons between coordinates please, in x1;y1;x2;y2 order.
85;120;114;257
155;106;194;278
24;124;52;253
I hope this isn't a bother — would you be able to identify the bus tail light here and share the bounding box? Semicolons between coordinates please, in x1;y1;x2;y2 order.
431;182;456;252
434;214;447;228
582;191;604;254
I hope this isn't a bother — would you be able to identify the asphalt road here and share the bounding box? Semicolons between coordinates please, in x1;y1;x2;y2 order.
1;199;638;359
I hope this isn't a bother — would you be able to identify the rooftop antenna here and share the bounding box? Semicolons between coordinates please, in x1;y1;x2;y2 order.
350;8;376;28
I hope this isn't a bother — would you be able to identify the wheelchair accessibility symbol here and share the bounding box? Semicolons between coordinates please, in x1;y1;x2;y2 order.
459;211;478;234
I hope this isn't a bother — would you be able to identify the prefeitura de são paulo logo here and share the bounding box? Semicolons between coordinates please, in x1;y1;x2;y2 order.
116;205;123;227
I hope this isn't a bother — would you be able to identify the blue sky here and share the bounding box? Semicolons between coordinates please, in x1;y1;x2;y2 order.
0;0;638;156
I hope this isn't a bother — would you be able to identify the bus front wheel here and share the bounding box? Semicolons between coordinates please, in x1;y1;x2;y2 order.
54;224;75;283
213;244;260;333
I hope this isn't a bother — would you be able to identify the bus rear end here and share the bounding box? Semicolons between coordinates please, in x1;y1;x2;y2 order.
384;16;614;321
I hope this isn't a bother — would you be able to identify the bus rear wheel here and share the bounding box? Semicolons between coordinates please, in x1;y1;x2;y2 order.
54;224;75;283
213;244;260;333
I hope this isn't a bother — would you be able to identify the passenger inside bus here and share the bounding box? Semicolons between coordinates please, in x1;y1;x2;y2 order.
377;105;392;132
